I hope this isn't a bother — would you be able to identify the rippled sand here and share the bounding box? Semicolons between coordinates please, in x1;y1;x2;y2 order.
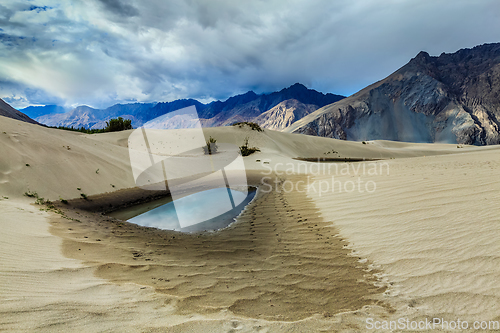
50;175;388;322
307;150;500;326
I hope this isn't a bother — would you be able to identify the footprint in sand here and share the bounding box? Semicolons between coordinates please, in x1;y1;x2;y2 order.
227;320;242;332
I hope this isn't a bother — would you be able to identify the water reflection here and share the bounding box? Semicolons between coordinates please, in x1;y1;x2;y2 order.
127;187;256;232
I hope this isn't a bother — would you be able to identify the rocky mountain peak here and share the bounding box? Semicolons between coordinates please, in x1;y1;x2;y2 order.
289;42;500;145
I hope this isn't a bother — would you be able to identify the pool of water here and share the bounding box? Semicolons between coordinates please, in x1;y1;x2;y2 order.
116;187;256;233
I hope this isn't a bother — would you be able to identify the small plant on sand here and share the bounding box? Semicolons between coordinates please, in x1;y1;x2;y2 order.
24;190;54;208
203;136;218;155
232;122;263;132
80;193;88;200
77;187;81;191
34;196;53;206
59;197;69;204
24;190;38;198
25;163;30;167
96;168;100;174
239;137;260;157
22;191;67;215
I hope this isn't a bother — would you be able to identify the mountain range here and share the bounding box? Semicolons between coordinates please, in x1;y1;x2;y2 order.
28;84;345;131
286;43;500;145
8;42;500;145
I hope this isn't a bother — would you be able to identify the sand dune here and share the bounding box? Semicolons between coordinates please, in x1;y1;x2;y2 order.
307;150;500;325
1;115;500;331
51;175;386;321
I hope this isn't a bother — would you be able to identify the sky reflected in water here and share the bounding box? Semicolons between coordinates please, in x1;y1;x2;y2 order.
129;188;255;232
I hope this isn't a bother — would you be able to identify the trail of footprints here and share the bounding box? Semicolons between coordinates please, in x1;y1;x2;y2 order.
87;176;386;321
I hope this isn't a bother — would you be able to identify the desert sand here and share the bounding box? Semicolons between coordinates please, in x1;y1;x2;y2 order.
1;115;500;332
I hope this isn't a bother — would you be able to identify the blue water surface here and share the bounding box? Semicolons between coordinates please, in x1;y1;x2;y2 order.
129;187;256;232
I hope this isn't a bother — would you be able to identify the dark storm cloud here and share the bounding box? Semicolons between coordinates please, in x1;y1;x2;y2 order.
98;0;139;17
1;0;500;109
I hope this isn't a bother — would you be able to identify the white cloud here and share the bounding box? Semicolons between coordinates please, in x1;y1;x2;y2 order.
1;0;500;109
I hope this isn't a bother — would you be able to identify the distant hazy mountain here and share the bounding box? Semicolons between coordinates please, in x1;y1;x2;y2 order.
34;83;345;131
201;83;344;127
286;43;500;145
147;99;206;126
0;98;39;125
35;103;156;130
19;105;67;119
36;105;102;129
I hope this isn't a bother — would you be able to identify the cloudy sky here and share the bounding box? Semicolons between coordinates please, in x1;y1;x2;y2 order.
1;0;500;109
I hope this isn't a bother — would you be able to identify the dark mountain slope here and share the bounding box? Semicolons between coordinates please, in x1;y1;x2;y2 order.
0;99;40;125
287;43;500;145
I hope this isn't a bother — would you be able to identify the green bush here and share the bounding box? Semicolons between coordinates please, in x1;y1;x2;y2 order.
203;136;218;155
232;122;263;132
239;137;260;157
104;117;132;132
53;126;105;134
51;117;132;134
